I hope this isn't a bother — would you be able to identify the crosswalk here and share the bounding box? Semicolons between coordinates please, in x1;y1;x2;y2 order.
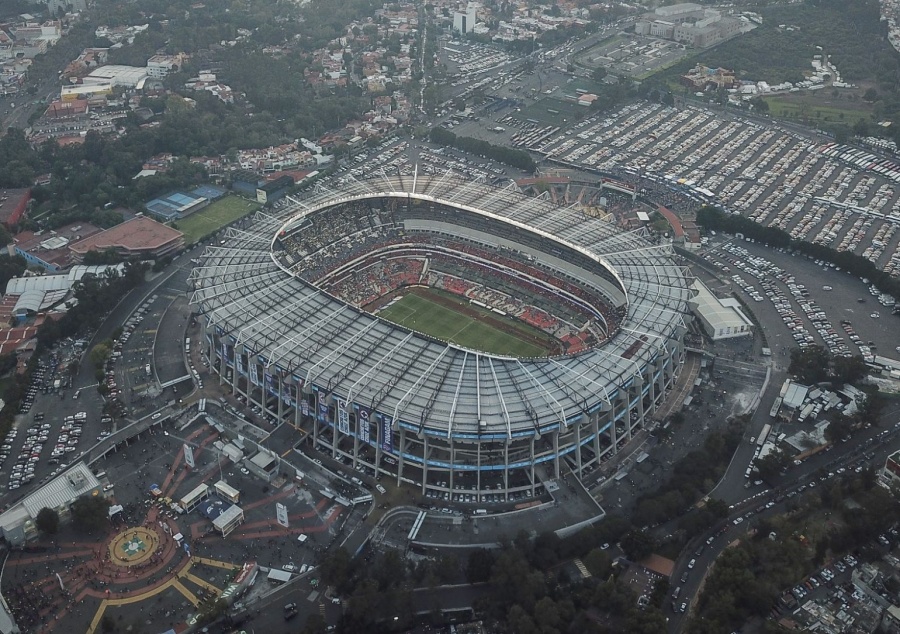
574;558;592;579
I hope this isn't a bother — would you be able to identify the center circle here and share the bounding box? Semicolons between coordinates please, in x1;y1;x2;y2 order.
108;527;160;567
272;193;626;358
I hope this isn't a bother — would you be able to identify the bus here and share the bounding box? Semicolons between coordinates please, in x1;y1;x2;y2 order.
769;397;783;419
757;424;771;447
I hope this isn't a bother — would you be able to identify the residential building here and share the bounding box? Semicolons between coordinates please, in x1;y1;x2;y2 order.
453;2;478;35
146;53;187;78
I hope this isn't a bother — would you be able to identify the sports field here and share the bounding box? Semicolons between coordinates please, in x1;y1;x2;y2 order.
175;196;261;244
376;288;552;357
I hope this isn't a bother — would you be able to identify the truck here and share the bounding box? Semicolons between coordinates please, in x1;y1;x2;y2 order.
757;423;771;447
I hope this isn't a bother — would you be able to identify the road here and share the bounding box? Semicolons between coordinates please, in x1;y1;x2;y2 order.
666;404;900;632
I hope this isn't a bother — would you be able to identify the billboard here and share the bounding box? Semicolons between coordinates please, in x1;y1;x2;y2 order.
183;443;195;469
275;503;289;528
265;372;277;397
236;352;244;376
317;391;329;423
337;398;350;435
358;406;371;444
300;398;309;417
249;363;260;386
380;414;393;453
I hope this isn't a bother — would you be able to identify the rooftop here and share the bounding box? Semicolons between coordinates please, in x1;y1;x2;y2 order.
0;462;101;533
0;188;30;226
69;216;183;255
690;278;753;332
84;64;149;87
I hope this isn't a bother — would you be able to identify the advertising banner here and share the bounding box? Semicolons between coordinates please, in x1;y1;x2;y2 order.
380;414;393;453
317;391;329;423
275;503;289;528
337;398;350;434
358;406;371;444
183;443;195;469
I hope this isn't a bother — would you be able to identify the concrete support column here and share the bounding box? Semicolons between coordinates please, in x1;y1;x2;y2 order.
395;427;405;488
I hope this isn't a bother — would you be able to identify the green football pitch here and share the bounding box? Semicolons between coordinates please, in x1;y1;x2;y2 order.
376;289;550;357
175;196;261;244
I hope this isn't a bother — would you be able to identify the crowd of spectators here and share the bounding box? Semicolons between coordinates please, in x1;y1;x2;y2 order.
275;200;629;353
325;257;425;307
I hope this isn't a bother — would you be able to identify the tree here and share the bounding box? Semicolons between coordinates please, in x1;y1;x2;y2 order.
620;530;655;561
788;345;830;384
583;547;611;577
466;548;496;583
756;448;792;482
70;495;110;533
831;355;867;385
35;507;59;535
749;96;769;113
320;547;352;592
591;67;607;82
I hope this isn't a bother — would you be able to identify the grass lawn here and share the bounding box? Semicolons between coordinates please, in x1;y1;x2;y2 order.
763;95;870;126
376;288;549;357
174;196;261;244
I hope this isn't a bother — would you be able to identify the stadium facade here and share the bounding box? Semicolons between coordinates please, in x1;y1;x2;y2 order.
190;174;693;499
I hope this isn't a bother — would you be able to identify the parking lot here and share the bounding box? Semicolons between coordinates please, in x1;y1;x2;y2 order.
0;341;111;499
524;102;900;277
701;239;900;361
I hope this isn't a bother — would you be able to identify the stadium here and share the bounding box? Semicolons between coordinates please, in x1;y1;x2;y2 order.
190;174;693;500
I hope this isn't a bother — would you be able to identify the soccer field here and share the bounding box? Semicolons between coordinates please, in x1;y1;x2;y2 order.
377;289;550;357
175;196;261;244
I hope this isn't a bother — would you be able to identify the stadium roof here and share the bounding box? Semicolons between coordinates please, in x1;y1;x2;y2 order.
191;174;692;438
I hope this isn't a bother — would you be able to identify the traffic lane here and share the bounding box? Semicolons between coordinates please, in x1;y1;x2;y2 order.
668;421;900;631
236;574;341;631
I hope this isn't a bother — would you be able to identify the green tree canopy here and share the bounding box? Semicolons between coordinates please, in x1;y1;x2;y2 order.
70;495;110;533
35;507;60;535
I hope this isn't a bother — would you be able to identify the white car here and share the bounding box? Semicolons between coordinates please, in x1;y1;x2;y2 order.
282;563;299;573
